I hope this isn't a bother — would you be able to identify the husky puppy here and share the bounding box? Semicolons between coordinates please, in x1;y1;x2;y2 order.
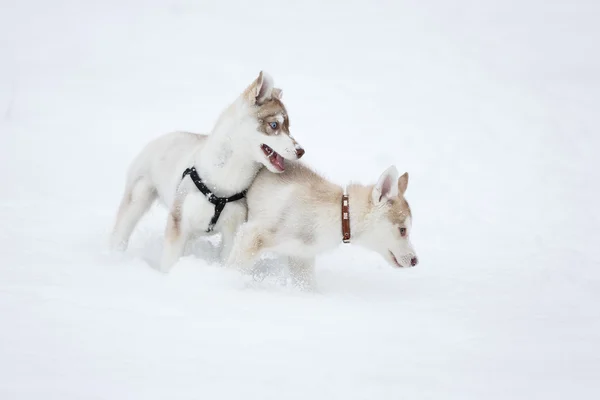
226;163;418;289
111;72;304;271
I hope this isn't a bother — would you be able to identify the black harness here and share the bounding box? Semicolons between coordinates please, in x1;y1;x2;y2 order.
181;167;247;233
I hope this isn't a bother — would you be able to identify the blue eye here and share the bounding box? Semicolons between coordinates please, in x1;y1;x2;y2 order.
269;121;278;129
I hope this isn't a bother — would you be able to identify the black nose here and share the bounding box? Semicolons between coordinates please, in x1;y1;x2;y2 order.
410;257;418;267
296;147;305;158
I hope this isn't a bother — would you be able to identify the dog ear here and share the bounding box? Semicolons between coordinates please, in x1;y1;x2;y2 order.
256;71;275;104
372;165;399;204
272;88;283;100
245;71;275;105
398;172;409;195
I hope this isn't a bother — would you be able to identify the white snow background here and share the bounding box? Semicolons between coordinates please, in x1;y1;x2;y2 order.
1;0;599;399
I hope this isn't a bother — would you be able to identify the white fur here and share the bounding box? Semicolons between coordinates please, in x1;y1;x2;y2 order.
226;163;418;290
110;72;303;272
263;131;300;160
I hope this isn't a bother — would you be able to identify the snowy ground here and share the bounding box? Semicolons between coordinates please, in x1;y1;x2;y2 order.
1;1;599;399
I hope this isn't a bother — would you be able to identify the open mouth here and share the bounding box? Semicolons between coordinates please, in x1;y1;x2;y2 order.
389;251;403;268
261;144;285;172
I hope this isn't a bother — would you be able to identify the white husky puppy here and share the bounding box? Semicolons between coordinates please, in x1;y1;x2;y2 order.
111;71;304;271
226;162;418;289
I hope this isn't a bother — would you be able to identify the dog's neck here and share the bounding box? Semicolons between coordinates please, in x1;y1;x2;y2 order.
193;104;262;197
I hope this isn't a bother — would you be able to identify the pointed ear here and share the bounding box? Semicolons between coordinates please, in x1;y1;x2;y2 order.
245;71;275;105
271;87;283;100
398;172;409;195
372;166;399;204
256;71;274;103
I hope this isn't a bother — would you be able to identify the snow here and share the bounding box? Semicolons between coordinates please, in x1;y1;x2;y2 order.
1;0;599;398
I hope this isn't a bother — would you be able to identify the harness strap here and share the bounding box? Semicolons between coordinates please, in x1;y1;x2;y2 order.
182;167;247;232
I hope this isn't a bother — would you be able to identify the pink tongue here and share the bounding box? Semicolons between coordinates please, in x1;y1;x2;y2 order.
270;153;285;171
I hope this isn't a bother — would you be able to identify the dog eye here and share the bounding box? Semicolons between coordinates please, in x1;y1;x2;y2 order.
269;121;278;129
399;227;406;237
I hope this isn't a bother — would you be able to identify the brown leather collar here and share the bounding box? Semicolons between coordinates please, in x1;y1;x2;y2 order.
342;193;351;243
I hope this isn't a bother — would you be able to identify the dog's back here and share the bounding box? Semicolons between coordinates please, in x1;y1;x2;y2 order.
125;131;206;207
248;160;340;211
246;161;343;255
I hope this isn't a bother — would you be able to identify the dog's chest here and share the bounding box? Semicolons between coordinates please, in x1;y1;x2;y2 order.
184;192;247;233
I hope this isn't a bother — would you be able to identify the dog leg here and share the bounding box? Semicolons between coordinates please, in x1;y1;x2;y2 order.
110;178;156;251
288;256;317;291
219;206;248;266
225;221;271;273
220;226;238;267
158;196;188;273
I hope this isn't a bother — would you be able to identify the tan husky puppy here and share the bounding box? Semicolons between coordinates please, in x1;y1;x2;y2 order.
226;162;418;289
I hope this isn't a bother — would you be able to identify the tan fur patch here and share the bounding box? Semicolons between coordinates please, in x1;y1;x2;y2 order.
312;183;341;205
254;98;290;136
283;162;342;205
167;198;184;240
252;234;264;252
171;211;181;236
387;197;412;226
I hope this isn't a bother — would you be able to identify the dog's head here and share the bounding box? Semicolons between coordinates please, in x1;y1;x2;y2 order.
358;166;418;268
227;71;304;173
